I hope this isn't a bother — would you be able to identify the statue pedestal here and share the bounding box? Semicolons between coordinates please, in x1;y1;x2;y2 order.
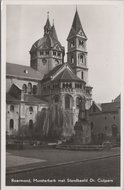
73;119;91;145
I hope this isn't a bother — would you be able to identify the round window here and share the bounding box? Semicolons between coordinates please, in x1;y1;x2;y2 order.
42;58;47;65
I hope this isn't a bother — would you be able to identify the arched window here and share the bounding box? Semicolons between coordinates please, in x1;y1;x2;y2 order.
63;83;65;88
22;84;27;93
71;56;74;64
70;41;75;48
29;106;33;112
10;119;14;129
80;55;83;63
91;122;94;130
33;85;37;94
76;97;81;108
28;83;32;94
69;83;72;88
40;51;44;55
10;105;14;112
29;120;33;130
58;52;61;57
46;51;49;55
65;96;70;109
66;83;68;88
53;51;56;56
79;40;84;47
81;72;84;80
54;96;59;103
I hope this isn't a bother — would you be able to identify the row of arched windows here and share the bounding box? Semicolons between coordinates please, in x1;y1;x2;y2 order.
42;82;83;91
53;95;82;109
39;50;61;57
9;119;33;130
70;55;86;64
65;96;84;109
63;83;72;89
9;105;34;113
75;83;82;89
69;39;85;48
22;83;37;94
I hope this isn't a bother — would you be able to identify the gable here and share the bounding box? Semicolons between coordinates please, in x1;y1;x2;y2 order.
9;84;22;100
42;62;74;83
89;102;102;114
53;43;62;51
78;29;83;36
51;63;74;81
77;29;87;38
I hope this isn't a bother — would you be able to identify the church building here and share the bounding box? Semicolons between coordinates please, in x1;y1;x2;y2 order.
6;9;92;139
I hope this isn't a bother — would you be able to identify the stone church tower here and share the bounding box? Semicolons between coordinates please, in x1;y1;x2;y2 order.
67;10;92;109
29;13;65;75
67;9;88;84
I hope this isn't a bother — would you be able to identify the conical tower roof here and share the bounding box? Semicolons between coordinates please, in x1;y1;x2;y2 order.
44;12;51;35
50;23;58;41
67;10;87;40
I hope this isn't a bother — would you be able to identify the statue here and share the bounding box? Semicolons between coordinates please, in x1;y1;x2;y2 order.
73;97;91;144
78;97;86;120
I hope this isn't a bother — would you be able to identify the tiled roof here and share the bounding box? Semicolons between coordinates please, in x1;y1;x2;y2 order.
30;34;63;52
101;102;120;112
94;102;102;111
6;93;48;104
42;64;64;81
24;94;48;104
53;67;83;82
30;16;64;52
6;93;20;102
51;24;58;41
44;17;51;32
114;94;120;102
67;10;87;40
6;63;43;80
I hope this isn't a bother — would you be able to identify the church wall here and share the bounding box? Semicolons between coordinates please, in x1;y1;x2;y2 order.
24;105;38;125
76;68;88;83
37;57;49;75
37;56;62;75
19;103;48;127
6;104;19;136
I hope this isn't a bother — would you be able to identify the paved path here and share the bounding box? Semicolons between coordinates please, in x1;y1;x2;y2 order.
6;147;120;174
6;152;46;168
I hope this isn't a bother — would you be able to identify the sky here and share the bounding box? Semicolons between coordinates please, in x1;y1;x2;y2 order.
6;3;123;103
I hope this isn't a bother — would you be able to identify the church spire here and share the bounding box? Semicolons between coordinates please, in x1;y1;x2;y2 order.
50;20;58;41
44;12;51;35
67;9;87;40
